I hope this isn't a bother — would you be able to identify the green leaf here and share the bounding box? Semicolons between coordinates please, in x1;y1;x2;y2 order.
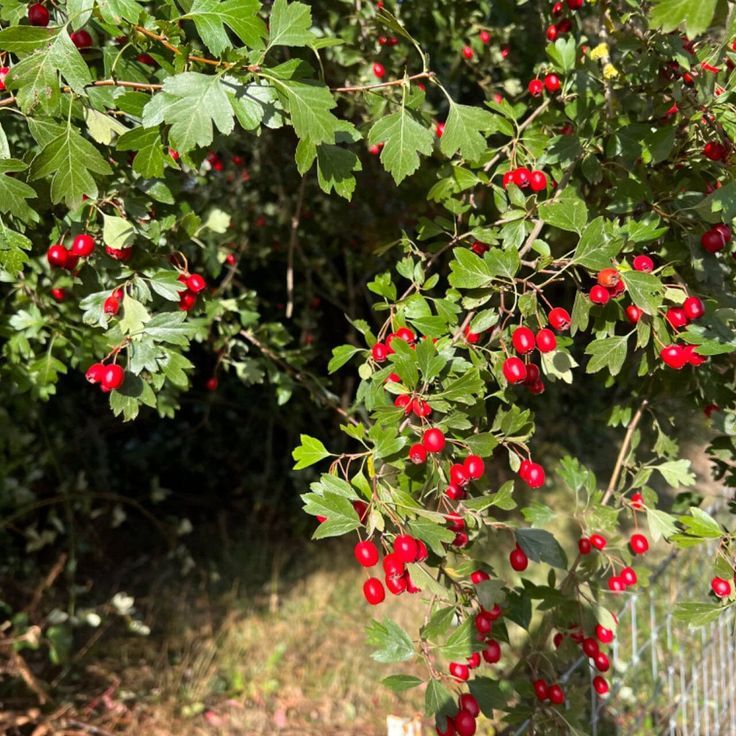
117;127;166;179
0;221;32;275
408;518;455;556
439;102;497;161
448;248;492;289
366;619;415;663
673;602;723;628
649;0;718;39
185;0;266;55
573;217;621;270
382;675;423;692
268;0;313;47
469;677;506;716
538;196;588;234
646;507;678;542
0;159;37;222
96;0;144;24
119;295;151;335
440;617;477;660
425;679;455;719
677;507;723;539
315;144;361;200
67;0;94;29
103;214;135;249
585;335;629;377
0;25;58;53
516;528;568;569
546;36;576;72
144;312;197;346
328;344;362;374
29;123;112;207
422;607;456;641
486;248;520;281
654;459;695;487
368;106;434;184
621;270;664;316
142;73;235;153
301;492;359;537
293;434;331;469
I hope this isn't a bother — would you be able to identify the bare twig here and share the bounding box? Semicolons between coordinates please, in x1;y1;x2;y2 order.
26;553;67;617
332;71;434;93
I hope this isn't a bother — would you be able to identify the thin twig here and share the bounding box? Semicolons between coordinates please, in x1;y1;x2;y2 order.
286;177;307;319
331;71;434;93
134;24;221;67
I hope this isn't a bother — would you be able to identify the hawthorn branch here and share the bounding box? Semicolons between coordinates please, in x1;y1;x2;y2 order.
331;71;435;93
134;24;222;67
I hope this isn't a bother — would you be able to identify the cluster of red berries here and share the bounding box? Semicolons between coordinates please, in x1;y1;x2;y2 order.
371;326;418;363
502;167;549;192
532;678;568;705
46;234;96;271
701;223;732;254
435;692;481;736
103;287;124;316
177;272;207;311
545;0;584;41
528;73;561;97
578;533;649;592
358;535;426;605
588;266;626;305
703;141;729;162
551;621;615;696
85;361;125;392
377;35;399;47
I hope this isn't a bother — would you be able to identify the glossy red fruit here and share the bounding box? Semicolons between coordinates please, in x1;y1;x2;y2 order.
703;141;728;161
445;484;465;500
372;62;385;79
394;535;418;563
582;637;599;658
597;268;620;288
621;566;638;586
71;29;93;48
593;676;609;695
466;652;480;668
47;244;69;268
354;541;379;567
482;639;501;664
28;2;49;26
471;240;489;256
449;463;469;488
503;357;528;384
475;610;494;635
544;73;561;93
594;651;611;672
479;29;491;44
590;533;607;550
522;462;545;489
0;66;8;92
548;307;571;331
487;603;502;621
535;328;557;353
106;244;133;261
578;537;592;555
512;326;536;354
666;306;688;329
700;228;727;253
101;364;125;391
371;343;388;362
533;679;549;701
385;573;407;595
510;544;528;572
462;45;474;60
363;577;385;605
412;399;432;417
512;167;532;188
567;0;584;7
524;364;540;384
50;287;67;301
394;394;411;411
85;363;105;384
394;327;415;344
557;17;572;32
633;255;654;272
436;720;455;736
683;296;705;320
660;344;687;370
596;625;614;644
528;79;544;96
553;632;564;648
625;305;643;324
459;693;480;718
71;234;95;257
552;1;564;15
382;552;404;577
414;540;428;563
715;223;733;243
423;428;446;453
464;454;485;480
103;296;120;315
409;443;427;464
529;170;548;191
630;492;644;510
711;577;732;597
454;711;476;736
546;23;559;42
186;274;206;293
449;662;470;681
629;533;649;555
590;285;611;305
548;684;565;705
471;569;490;585
502;171;515;188
205;376;218;391
607;576;625;593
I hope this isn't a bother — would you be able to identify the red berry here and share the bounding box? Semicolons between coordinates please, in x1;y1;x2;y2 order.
466;652;481;669
630;492;644;510
386;573;407;595
106;245;133;261
512;167;532;189
548;307;571;331
462;45;474;60
700;228;727;253
487;603;502;621
479;30;491;44
582;637;599;658
533;679;549;700
85;362;105;384
589;285;610;305
47;244;69;269
471;570;490;585
683;296;705;320
578;537;592;555
529;170;548;191
482;639;501;664
186;273;206;293
597;268;620;288
522;462;545;489
546;24;559;42
449;662;470;681
50;287;67;302
394;327;415;344
502;171;514;188
371;343;388;362
590;533;607;550
633;255;654;272
660;344;687;370
510;544;528;571
715;223;732;243
454;710;476;736
463;454;485;480
409;443;427;465
552;1;564;16
435;122;445;138
450;463;469;487
412;399;432;417
548;684;565;705
459;694;480;718
354;540;379;567
703;141;728;161
607;576;625;593
557;18;572;32
423;428;446;453
70;234;94;258
372;62;385;79
382;553;404;577
512;326;536;354
363;577;385;605
625;305;643;324
436;720;455;736
567;0;584;8
70;30;93;48
593;676;609;695
103;296;120;315
711;577;732;598
629;533;649;555
394;394;411;411
445;484;465;500
544;73;561;93
503;357;527;384
594;651;611;672
475;611;493;635
28;2;49;26
394;535;418;563
666;306;689;329
205;376;218;391
595;625;614;644
524;364;540;384
528;79;544;97
535;328;557;353
101;364;125;391
621;566;638;586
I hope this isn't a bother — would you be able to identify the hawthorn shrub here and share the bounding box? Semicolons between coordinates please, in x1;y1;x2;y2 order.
0;0;735;732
